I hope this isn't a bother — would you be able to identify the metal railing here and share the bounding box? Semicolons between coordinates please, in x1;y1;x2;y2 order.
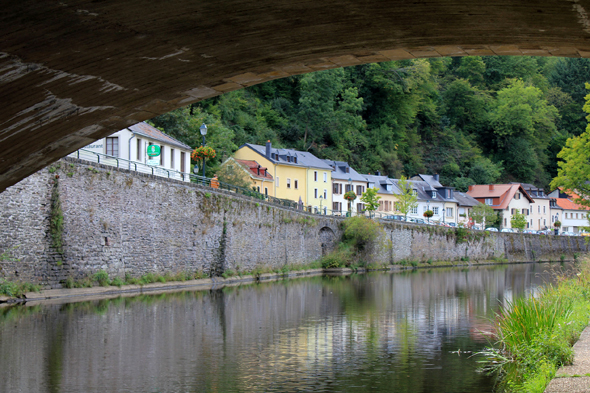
67;149;460;222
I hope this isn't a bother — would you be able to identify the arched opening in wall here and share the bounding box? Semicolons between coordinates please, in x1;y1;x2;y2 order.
319;227;336;256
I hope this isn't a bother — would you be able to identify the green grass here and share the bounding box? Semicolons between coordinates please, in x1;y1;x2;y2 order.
0;279;40;298
480;261;590;392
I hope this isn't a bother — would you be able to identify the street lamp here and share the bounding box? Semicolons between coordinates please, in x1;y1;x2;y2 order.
319;195;323;215
200;123;207;179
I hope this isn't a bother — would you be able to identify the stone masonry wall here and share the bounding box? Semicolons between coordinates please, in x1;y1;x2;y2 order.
0;157;588;287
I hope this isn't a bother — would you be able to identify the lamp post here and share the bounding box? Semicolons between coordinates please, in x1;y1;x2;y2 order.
319;195;323;215
200;123;207;180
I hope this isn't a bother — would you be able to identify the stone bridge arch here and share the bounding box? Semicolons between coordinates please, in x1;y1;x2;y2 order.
319;226;337;256
3;1;590;190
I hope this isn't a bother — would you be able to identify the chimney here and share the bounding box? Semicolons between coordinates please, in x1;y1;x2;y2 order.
266;140;271;158
433;174;439;181
489;184;494;191
468;185;474;192
376;170;381;176
257;165;260;176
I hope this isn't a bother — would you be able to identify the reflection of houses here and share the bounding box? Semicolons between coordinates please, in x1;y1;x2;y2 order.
323;160;366;214
410;174;458;224
233;141;332;208
72;122;192;175
220;157;275;197
467;184;534;229
548;189;590;233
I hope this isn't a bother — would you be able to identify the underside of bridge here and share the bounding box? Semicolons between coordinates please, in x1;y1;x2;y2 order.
2;0;590;191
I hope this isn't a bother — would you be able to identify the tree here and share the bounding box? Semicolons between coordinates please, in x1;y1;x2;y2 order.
395;176;418;221
470;203;497;228
550;83;590;208
360;188;381;216
511;210;527;231
217;159;253;189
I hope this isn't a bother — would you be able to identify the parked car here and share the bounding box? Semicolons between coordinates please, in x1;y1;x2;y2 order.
500;228;514;233
447;222;457;227
523;229;537;234
486;227;499;232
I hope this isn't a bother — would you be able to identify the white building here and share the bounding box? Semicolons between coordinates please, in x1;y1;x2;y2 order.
548;189;590;233
71;122;193;179
324;160;367;215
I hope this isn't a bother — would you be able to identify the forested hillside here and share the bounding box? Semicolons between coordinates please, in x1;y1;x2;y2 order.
150;56;590;191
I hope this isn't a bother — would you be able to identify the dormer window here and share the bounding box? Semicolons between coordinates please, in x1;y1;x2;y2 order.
412;189;418;196
368;182;375;188
432;191;437;199
386;184;392;191
294;156;297;163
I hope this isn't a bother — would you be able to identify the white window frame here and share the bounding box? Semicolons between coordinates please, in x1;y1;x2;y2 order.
314;188;318;199
294;179;298;189
287;178;291;189
485;198;493;205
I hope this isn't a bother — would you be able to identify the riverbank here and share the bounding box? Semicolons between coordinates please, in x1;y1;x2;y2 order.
0;259;576;306
483;259;590;393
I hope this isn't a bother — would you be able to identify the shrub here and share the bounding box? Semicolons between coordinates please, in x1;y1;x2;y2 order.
341;216;384;253
93;270;110;286
110;277;124;287
320;244;354;268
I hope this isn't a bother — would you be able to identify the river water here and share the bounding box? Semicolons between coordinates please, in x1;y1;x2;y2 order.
0;262;574;393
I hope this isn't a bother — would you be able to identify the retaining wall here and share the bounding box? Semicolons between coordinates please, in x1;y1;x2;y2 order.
0;158;587;287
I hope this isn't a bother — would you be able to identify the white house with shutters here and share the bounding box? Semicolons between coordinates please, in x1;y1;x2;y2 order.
323;160;367;215
71;122;193;179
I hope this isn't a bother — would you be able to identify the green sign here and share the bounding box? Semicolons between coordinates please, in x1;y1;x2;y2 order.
147;145;160;157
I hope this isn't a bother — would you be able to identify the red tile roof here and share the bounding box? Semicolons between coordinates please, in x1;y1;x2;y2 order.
467;184;534;209
235;159;274;181
555;198;589;211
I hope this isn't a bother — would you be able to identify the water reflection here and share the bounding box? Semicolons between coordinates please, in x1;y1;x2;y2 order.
0;262;574;393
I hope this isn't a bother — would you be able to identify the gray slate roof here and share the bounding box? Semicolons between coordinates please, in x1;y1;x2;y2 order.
322;160;366;182
454;192;481;207
363;174;401;195
242;143;333;170
128;122;192;150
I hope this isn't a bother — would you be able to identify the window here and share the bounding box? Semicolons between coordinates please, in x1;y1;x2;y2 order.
265;188;268;196
323;189;327;199
544;219;546;226
180;152;186;172
538;205;540;213
276;177;280;187
411;206;418;215
432;207;439;215
160;146;164;166
323;172;327;182
412;189;418;196
511;208;515;215
356;185;365;196
378;201;384;211
345;184;352;192
170;148;175;169
137;139;142;161
314;171;318;181
294;180;298;189
485;198;493;205
333;183;339;194
446;207;453;217
543;206;546;213
423;206;427;213
257;186;260;192
333;202;341;211
515;193;521;200
356;203;364;212
106;137;119;157
287;178;291;188
432;191;437;199
314;188;318;199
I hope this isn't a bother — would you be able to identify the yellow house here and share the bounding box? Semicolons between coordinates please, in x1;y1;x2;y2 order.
364;174;399;215
233;142;333;209
219;157;275;197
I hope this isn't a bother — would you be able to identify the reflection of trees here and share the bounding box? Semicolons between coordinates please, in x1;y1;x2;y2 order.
0;263;569;392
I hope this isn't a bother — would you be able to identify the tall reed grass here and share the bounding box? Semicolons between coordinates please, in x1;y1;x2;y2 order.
481;262;590;392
